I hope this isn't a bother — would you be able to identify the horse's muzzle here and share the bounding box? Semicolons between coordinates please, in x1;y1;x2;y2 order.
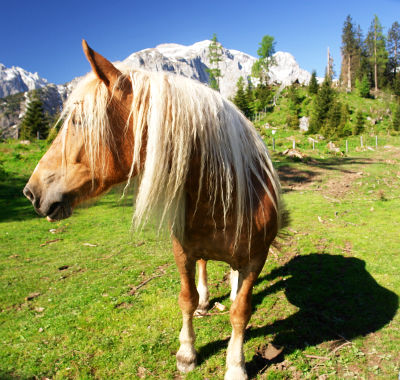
23;184;72;221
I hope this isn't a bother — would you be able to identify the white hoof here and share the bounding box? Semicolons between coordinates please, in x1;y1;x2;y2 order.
176;346;196;373
224;366;248;380
194;302;209;316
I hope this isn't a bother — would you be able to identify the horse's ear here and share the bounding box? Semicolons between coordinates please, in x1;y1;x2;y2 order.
82;40;122;88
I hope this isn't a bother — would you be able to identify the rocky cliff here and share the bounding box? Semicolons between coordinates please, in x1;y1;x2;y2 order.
0;64;49;98
122;40;311;98
0;40;312;138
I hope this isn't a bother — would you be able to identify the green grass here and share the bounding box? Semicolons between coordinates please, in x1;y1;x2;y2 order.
0;139;399;379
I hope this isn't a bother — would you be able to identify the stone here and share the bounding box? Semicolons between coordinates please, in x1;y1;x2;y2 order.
299;116;309;132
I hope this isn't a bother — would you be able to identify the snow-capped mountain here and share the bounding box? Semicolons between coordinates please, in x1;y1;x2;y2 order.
122;40;311;98
0;64;49;98
0;41;312;138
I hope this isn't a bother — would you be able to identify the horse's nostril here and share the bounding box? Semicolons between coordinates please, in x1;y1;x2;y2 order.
23;185;41;209
23;186;34;202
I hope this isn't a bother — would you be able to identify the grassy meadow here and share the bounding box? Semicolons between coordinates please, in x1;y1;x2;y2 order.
0;134;399;379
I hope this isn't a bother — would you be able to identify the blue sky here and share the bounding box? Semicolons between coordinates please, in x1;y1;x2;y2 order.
2;0;400;84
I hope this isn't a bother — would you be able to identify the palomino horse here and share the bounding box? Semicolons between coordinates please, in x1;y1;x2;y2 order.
23;41;285;379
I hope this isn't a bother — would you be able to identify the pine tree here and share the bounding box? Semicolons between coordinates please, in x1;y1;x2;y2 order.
387;22;400;86
338;102;351;137
245;80;255;118
393;103;400;131
366;15;388;91
233;77;251;117
354;24;371;82
253;84;273;112
206;34;223;91
19;92;49;140
308;70;319;95
353;110;364;135
394;76;400;96
341;15;359;90
356;73;370;98
286;84;301;129
309;76;336;134
323;100;342;138
252;35;276;85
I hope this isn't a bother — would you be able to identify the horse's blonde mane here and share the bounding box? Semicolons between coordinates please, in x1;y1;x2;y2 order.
61;67;283;246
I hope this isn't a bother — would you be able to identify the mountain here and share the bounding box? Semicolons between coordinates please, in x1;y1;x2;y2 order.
122;40;311;98
0;41;312;138
0;64;49;98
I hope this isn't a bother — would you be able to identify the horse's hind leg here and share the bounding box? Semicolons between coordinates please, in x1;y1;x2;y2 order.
196;259;210;315
225;258;266;380
230;268;242;301
173;239;199;373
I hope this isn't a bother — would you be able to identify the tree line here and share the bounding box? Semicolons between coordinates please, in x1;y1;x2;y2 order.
341;15;400;94
225;14;400;139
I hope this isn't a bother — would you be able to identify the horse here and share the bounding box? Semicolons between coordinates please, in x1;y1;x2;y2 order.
23;41;285;379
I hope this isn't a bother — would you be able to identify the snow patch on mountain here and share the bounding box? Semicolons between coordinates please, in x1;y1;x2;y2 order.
0;40;313;138
0;64;48;98
123;40;311;98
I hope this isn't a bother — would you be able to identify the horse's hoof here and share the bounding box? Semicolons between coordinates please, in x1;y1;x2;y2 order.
224;366;248;380
176;346;197;373
194;304;209;316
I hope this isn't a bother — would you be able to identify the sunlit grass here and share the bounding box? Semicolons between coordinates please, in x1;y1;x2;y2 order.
0;139;399;379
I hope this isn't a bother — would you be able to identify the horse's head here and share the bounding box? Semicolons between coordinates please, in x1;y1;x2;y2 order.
23;41;134;221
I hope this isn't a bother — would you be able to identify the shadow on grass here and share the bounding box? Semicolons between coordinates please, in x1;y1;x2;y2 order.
197;254;398;378
0;173;38;222
276;155;375;193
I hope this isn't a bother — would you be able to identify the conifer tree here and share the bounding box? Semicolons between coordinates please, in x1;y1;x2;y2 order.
308;70;319;95
393;103;400;131
353;110;364;135
19;92;49;140
286;84;301;129
354;24;371;82
394;76;400;97
323;100;342;138
341;15;359;90
387;22;400;85
233;77;251;117
206;34;223;91
309;76;336;134
245;80;255;118
366;15;388;91
338;103;351;137
253;84;273;112
356;73;370;98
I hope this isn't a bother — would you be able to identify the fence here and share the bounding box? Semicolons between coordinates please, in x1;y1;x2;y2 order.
269;134;393;155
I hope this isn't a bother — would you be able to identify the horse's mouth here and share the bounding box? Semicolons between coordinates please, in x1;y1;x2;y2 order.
46;202;72;222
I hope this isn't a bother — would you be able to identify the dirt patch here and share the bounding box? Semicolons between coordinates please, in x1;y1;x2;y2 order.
322;171;364;199
278;162;365;199
277;165;322;191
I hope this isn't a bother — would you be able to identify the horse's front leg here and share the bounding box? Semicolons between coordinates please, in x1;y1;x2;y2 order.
173;238;199;373
225;258;266;380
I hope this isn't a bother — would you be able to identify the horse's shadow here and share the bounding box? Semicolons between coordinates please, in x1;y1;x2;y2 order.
198;254;398;377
